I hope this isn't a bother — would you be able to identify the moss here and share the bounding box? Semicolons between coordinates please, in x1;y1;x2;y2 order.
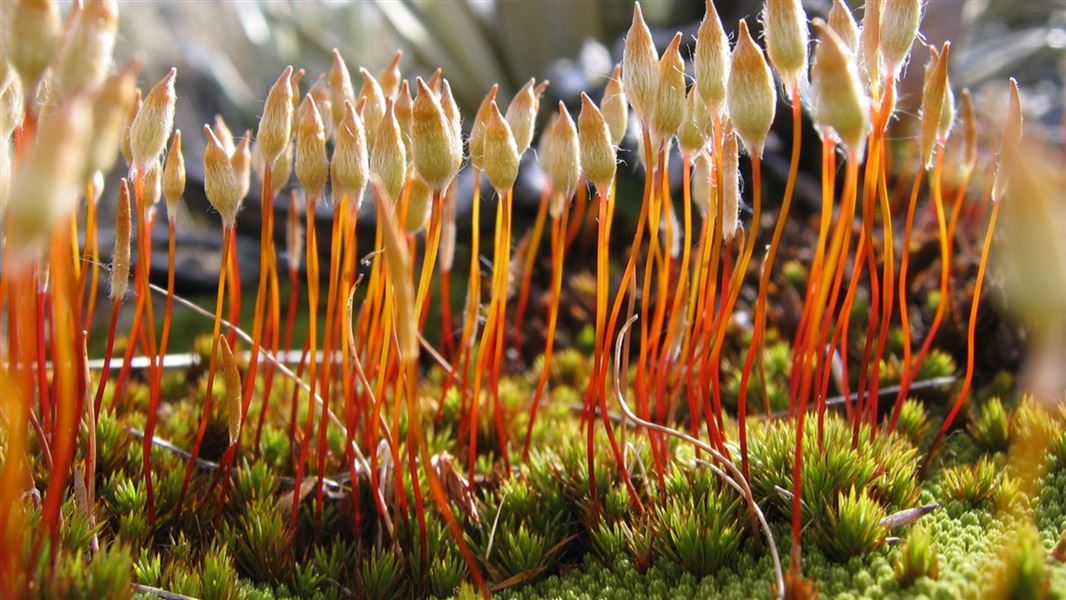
915;350;957;381
575;324;596;354
893;398;930;446
133;553;163;588
980;521;1050;599
894;523;938;588
815;486;887;562
201;541;241;600
32;342;1065;599
312;539;354;586
969;396;1010;452
723;340;791;414
228;497;294;583
940;456;999;506
745;414;919;524
358;548;406;600
428;549;466;598
926;289;942;313
653;487;743;576
781;259;807;288
167;561;203;597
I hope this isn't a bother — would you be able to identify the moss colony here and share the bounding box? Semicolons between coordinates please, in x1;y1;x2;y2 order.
13;354;1066;599
1;0;1064;598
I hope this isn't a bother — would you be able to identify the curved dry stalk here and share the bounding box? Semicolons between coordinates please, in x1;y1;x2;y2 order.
612;314;784;599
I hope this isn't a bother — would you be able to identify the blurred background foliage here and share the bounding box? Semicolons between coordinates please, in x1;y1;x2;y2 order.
115;0;1065;134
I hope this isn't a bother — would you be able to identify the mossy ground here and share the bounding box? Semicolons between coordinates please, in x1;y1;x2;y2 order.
12;334;1066;599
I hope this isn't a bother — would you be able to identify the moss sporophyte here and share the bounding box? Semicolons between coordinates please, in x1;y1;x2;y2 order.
0;0;1062;598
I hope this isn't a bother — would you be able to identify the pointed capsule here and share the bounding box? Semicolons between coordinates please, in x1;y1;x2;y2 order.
91;169;107;202
541;101;581;212
726;20;777;157
534;81;550;108
691;151;716;218
0;76;24;141
213;114;236;157
6;0;62;91
439;181;458;272
693;80;715;137
274;142;293;192
880;0;922;77
991;79;1023;203
395;79;414;151
286;192;304;270
257;66;294;166
249;141;264;186
538;114;559;208
379;49;403;99
295;96;329;197
405;175;433;233
468;85;499;170
359;68;386;147
505;78;542;156
811;20;870;157
329;49;355;132
376;189;417;361
231;132;252;204
370;100;407;201
53;0;119;96
219;336;242;446
308;75;333;140
860;0;882;94
120;88;141;167
721;130;740;240
0;61;9;96
110;179;132;300
130;68;177;170
695;0;730;113
411;77;457;190
483;101;520;193
678;87;707;156
85;63;137;178
204;124;241;226
288;68;305;127
143;158;162;211
651;32;686;148
34;69;57;122
0;141;10;214
6;96;92;262
828;0;860;54
959;89;977;176
918;43;950;170
622;2;660;123
163;130;185;219
426;68;443;95
578;92;616;196
440;79;462;137
439;79;463;168
764;0;809;92
142;164;161;227
601;65;629;146
332;101;369;211
938;84;955;145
